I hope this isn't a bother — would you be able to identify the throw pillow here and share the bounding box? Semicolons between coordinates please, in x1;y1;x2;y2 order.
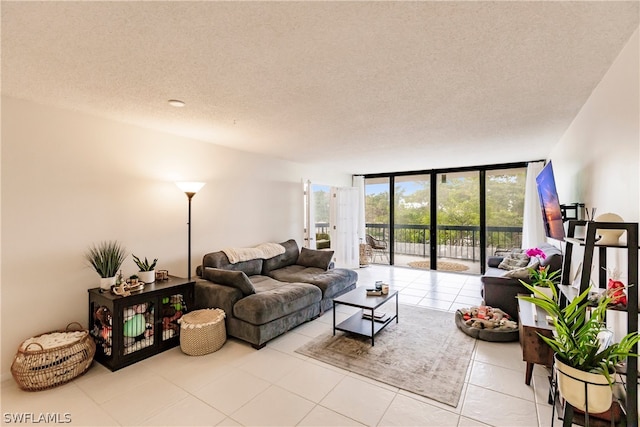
202;267;255;296
498;253;531;270
504;259;540;279
262;239;300;273
296;247;334;270
487;256;504;268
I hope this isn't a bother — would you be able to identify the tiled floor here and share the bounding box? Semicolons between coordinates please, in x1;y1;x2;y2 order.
1;265;558;426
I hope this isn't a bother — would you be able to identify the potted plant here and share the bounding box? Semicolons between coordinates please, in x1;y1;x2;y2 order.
518;282;640;413
132;254;157;284
85;241;127;290
521;265;561;299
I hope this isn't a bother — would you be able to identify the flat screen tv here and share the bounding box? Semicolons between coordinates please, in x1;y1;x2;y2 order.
536;161;565;240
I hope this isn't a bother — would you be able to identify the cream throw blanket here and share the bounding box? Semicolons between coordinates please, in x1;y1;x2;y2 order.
222;242;286;264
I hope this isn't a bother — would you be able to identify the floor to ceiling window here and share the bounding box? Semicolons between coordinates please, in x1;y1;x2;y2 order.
363;162;530;274
393;175;430;269
485;167;526;257
364;177;390;265
436;171;480;274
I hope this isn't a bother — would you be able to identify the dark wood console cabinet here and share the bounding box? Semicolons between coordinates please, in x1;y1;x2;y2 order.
88;276;194;371
518;298;554;386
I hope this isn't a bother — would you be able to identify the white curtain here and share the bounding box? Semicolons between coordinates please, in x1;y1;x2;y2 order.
330;187;359;268
522;161;547;248
352;175;366;246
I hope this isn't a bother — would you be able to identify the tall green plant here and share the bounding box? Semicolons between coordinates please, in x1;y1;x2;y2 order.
518;282;640;385
85;241;127;278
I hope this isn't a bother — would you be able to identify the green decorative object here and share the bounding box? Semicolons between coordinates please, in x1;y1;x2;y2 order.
123;314;145;337
132;254;158;272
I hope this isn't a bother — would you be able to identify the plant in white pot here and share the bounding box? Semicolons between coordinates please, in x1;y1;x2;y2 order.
520;265;561;300
132;254;157;284
518;281;639;414
85;241;127;291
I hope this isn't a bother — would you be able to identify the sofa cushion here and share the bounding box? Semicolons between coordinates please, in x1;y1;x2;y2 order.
202;251;263;276
498;252;530;270
297;247;334;270
233;276;321;325
487;256;504;268
538;243;563;271
267;265;357;298
202;267;256;296
503;258;539;279
262;239;299;273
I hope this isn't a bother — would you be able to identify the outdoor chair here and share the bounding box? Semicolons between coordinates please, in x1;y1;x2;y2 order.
366;234;389;263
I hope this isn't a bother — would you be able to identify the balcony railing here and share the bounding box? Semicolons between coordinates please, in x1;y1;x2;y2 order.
316;222;522;262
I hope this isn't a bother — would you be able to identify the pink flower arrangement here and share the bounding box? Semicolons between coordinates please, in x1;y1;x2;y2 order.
525;247;546;259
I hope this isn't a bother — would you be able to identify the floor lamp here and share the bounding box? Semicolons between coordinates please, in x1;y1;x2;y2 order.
176;181;205;281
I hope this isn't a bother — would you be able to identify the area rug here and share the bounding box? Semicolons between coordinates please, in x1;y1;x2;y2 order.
408;260;469;272
295;305;476;407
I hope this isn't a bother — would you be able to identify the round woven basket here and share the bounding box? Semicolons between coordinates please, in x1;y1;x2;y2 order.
11;322;96;391
180;308;226;356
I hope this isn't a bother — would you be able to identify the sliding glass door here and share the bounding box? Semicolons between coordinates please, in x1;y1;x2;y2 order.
364;177;390;265
485;167;526;257
393;175;430;268
436;171;480;274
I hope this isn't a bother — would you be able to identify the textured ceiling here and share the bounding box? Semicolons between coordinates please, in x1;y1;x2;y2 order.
2;1;639;174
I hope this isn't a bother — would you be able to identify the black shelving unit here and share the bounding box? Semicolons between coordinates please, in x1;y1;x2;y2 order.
560;220;639;425
88;276;194;371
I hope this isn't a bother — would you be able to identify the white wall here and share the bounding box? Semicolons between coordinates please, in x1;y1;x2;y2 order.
550;28;639;224
549;29;639;339
0;96;351;379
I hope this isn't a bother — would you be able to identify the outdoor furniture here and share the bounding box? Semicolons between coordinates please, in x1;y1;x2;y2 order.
366;234;389;263
316;233;331;249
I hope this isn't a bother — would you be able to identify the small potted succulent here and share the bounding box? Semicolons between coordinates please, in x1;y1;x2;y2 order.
85;241;127;290
132;254;158;284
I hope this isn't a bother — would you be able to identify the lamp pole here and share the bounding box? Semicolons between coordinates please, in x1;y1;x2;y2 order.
176;182;205;281
186;191;195;281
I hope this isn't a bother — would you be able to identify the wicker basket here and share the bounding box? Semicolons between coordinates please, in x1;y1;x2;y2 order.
180;308;226;356
11;322;96;391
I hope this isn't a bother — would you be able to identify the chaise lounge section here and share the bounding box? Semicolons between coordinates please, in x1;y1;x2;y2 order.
194;239;357;348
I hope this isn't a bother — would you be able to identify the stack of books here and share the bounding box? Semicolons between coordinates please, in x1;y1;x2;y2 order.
362;309;389;322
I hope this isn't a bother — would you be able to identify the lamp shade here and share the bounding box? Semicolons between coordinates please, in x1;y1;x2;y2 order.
175;181;205;194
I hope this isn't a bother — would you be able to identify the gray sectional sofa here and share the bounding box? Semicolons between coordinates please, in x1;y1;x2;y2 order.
194;239;358;348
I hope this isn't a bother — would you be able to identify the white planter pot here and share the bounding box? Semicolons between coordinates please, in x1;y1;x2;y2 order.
554;355;613;413
534;287;554;299
138;270;155;284
99;276;116;291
